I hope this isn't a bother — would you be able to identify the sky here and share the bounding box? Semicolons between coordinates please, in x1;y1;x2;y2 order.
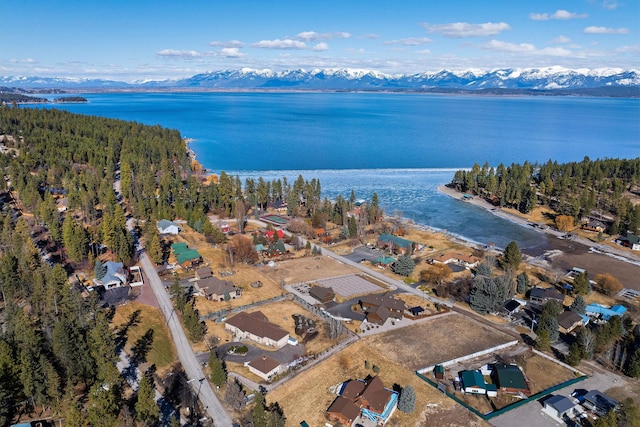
2;0;638;81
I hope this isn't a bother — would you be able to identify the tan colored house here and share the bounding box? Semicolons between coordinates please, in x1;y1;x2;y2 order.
195;276;241;301
225;311;289;349
246;354;282;381
359;294;407;325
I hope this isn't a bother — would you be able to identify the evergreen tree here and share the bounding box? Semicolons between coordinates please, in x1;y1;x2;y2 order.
502;241;522;270
169;274;186;313
94;260;107;280
147;233;163;264
566;342;582;366
87;382;121;427
535;329;551;351
398;385;416;413
252;393;268;427
573;271;591;295
135;374;160;426
516;272;529;294
209;350;227;387
392;254;415;277
569;295;587;314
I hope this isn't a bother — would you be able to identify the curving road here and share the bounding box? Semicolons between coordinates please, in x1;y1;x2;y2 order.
139;252;234;426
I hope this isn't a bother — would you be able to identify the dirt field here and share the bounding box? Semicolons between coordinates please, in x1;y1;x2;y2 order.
365;313;516;371
267;338;489;427
258;254;361;284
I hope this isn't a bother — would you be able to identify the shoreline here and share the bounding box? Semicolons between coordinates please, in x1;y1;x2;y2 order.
437;184;640;284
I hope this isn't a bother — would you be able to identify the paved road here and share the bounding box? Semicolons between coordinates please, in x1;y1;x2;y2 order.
140;247;233;425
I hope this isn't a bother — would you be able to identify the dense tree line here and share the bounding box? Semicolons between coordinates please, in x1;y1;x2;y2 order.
451;157;640;234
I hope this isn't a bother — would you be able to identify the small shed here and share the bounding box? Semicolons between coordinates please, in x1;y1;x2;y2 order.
434;365;445;380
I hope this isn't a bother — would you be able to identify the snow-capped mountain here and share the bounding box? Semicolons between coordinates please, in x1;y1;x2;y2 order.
2;67;638;92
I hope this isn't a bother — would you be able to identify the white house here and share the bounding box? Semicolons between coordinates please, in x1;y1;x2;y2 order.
246;354;282;381
93;261;128;290
157;219;180;235
225;311;289;349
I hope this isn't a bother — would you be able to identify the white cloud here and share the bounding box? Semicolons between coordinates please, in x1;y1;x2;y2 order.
552;35;572;44
296;31;350;41
313;43;329;51
157;49;204;58
209;40;245;48
584;26;630;34
422;22;511;38
590;0;619;10
416;49;431;54
530;10;588;20
482;40;535;53
221;48;244;57
538;47;572;56
252;39;307;49
9;58;36;64
383;37;432;46
360;33;379;39
482;40;572;57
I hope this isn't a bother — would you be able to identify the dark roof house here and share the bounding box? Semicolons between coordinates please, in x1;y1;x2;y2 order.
557;310;584;334
583;390;619;416
225;311;289;348
529;286;564;305
308;285;335;304
491;363;529;395
359;293;407;325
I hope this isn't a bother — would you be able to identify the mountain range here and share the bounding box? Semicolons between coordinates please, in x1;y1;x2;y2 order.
2;67;639;95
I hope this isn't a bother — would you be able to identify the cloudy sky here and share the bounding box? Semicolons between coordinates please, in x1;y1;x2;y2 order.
2;0;638;81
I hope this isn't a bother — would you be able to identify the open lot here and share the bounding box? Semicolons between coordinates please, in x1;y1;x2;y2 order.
257;254;361;284
366;313;515;371
111;301;177;374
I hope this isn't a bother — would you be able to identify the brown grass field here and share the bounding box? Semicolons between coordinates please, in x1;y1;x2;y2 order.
267;338;490;427
365;313;515;371
111;301;177;374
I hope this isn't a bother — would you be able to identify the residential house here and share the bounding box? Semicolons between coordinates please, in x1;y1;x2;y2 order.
431;251;480;269
582;219;606;233
359;294;407;325
543;395;577;421
93;261;128;290
195;276;241;301
557;311;584;334
582;390;619;416
171;242;202;268
502;299;526;317
376;233;414;255
157;219;180;235
617;233;640;251
267;200;288;214
216;221;230;234
246;354;282;381
491;363;530;396
265;240;286;257
529;286;565;306
585;303;627;321
326;396;360;426
459;370;498;397
264;229;285;241
333;376;398;425
308;285;335;304
194;266;213;280
371;256;396;268
225;311;289;349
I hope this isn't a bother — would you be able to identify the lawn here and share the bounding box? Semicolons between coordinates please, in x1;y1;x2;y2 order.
111;301;177;374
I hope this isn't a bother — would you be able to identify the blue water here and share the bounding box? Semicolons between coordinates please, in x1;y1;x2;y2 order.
36;92;640;251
